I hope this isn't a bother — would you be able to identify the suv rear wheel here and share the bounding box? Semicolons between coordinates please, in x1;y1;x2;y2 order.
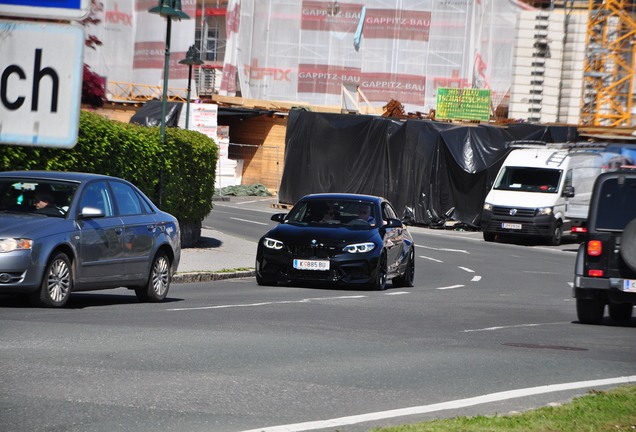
576;297;604;325
608;302;633;321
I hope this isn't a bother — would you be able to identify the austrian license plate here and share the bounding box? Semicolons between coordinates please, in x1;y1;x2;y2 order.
502;223;522;230
622;279;636;292
293;259;330;271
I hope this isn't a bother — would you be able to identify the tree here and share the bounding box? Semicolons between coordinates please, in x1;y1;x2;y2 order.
81;0;105;108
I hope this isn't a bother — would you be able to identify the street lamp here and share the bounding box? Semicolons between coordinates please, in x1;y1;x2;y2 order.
148;0;190;208
179;45;204;130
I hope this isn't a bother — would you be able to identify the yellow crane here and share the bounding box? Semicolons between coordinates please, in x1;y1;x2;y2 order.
580;0;636;126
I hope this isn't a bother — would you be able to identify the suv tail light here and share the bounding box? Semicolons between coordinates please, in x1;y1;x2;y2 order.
587;240;602;256
572;226;587;233
588;269;604;277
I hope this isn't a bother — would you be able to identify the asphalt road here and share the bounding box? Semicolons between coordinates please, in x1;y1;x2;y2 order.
1;197;634;432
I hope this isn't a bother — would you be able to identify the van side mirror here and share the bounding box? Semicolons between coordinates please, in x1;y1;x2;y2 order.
563;186;575;198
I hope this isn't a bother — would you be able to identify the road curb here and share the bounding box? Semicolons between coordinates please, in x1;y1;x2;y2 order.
173;270;256;284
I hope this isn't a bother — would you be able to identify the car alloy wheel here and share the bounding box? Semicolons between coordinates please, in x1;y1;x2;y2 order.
136;251;171;302
31;252;72;308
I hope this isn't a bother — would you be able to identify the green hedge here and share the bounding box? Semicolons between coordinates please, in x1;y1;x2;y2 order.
0;110;218;223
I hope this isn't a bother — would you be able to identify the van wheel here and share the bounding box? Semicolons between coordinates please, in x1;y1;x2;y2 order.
30;252;73;308
483;232;495;242
608;302;633;321
576;298;604;325
549;222;562;246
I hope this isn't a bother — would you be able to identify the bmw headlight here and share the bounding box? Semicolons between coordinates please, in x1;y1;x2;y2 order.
536;207;553;216
0;238;33;252
483;202;493;212
344;242;376;254
263;237;284;250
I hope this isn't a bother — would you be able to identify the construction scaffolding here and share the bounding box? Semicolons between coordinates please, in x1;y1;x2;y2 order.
580;0;636;126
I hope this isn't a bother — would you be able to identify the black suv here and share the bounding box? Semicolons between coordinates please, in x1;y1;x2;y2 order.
573;169;636;324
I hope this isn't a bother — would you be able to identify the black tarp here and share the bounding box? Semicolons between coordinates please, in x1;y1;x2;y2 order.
279;111;577;227
130;101;277;127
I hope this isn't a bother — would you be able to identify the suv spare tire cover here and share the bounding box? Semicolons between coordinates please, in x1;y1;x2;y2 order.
621;217;636;272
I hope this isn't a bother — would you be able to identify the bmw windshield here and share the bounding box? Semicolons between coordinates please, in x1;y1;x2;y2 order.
286;199;377;227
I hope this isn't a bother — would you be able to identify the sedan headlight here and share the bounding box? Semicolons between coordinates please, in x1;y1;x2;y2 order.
0;238;33;252
343;242;376;254
263;237;284;250
483;203;493;212
536;207;553;216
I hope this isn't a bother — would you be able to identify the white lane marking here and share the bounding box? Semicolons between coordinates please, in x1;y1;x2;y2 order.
462;322;564;332
167;295;367;311
385;292;410;296
230;217;269;225
238;376;636;432
417;244;469;254
568;282;573;287
437;285;464;290
458;266;474;273
420;256;443;263
471;275;482;282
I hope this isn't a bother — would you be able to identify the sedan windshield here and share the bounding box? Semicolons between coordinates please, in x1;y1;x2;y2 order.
0;178;78;218
287;199;377;227
494;167;562;193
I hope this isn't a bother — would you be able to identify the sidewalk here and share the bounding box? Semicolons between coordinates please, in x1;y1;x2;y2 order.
172;228;257;284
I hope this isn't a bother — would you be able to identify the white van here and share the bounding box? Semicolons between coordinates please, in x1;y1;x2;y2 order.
481;145;626;245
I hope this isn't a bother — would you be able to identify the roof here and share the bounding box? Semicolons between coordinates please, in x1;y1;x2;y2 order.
0;171;117;182
300;193;385;203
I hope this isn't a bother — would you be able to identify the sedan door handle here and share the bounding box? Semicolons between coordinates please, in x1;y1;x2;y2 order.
147;224;156;232
115;228;123;235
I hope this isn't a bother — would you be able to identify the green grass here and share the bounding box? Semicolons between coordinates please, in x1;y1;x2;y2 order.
370;385;636;432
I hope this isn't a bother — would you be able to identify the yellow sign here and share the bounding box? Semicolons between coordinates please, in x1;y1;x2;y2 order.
436;88;491;121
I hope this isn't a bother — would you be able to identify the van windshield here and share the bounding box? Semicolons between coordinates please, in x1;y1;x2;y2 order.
494;167;562;193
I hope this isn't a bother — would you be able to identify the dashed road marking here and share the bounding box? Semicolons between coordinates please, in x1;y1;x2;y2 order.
420;255;443;263
167;295;367;311
437;285;465;290
418;245;469;254
458;266;474;273
230;217;269;225
471;275;482;282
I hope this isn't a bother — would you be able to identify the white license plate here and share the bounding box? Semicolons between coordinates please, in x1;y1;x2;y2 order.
293;259;330;271
622;279;636;292
502;223;522;230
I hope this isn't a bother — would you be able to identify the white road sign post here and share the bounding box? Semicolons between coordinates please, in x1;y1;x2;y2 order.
0;20;85;148
0;0;91;20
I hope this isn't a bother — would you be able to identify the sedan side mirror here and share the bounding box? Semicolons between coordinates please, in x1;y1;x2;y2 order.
271;213;286;223
562;186;575;198
79;206;105;219
384;218;403;228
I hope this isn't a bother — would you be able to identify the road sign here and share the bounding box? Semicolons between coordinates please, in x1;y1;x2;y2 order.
0;0;91;20
0;20;84;148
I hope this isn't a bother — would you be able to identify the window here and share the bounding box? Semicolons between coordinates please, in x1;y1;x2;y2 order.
79;181;114;217
110;181;143;216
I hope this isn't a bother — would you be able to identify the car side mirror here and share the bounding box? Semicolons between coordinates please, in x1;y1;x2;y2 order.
384;218;403;228
271;213;286;223
563;186;575;198
402;206;415;225
80;206;105;219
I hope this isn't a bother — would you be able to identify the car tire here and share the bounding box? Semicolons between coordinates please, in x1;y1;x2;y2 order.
372;252;388;291
30;252;72;308
620;217;636;272
483;232;495;242
393;248;414;288
548;221;562;246
135;250;171;302
256;272;278;286
576;298;604;325
608;302;633;321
